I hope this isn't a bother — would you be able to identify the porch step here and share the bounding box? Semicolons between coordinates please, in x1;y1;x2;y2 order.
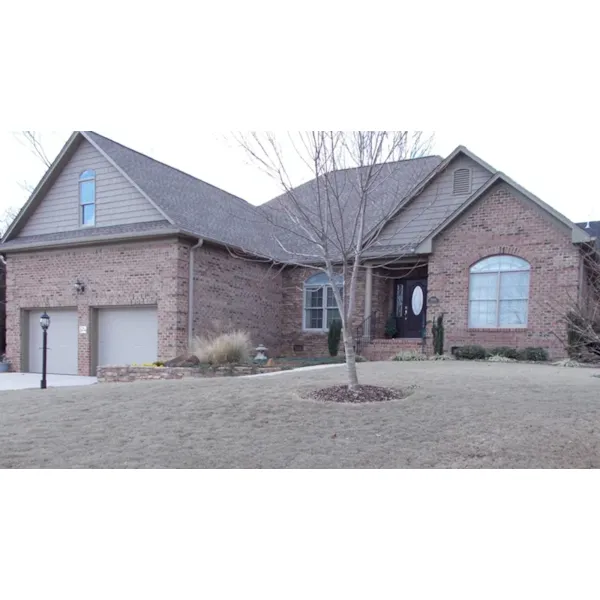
361;339;427;361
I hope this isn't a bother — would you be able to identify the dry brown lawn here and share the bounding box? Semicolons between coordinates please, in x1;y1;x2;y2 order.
1;361;599;468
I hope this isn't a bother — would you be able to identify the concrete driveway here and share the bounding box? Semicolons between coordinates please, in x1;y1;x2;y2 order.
0;373;97;391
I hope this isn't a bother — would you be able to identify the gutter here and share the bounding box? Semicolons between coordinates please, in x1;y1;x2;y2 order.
188;238;205;351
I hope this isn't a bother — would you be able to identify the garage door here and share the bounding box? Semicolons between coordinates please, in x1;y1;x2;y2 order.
97;307;158;367
28;310;78;375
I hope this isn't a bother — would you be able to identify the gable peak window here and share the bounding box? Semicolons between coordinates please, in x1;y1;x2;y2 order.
79;170;96;226
303;273;343;331
469;255;531;329
453;168;472;195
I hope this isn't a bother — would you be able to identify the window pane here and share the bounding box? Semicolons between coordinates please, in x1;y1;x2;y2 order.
80;170;96;181
82;204;95;226
469;273;498;300
327;309;341;328
499;256;530;272
469;300;497;327
327;286;342;309
500;272;530;300
471;255;530;273
306;309;323;329
471;256;503;273
80;180;95;205
499;300;528;326
305;287;323;309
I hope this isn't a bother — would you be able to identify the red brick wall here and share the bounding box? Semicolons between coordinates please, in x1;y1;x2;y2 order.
5;238;188;375
192;244;283;355
427;183;581;359
280;266;368;357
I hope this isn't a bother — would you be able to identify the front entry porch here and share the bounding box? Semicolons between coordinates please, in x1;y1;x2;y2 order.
356;263;429;359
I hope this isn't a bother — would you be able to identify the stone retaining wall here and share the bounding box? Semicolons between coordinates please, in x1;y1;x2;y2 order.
97;365;282;383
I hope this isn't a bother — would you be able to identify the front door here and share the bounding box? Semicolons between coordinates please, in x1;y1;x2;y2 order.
394;279;427;338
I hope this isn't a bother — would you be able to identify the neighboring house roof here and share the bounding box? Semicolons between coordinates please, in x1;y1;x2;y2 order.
2;131;593;260
576;221;600;248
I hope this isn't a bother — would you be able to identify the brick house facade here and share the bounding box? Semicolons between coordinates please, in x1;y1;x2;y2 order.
1;132;596;375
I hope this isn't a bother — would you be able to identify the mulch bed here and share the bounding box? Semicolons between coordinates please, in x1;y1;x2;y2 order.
306;384;408;404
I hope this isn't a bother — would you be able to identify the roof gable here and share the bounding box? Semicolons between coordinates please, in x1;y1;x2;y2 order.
84;132;275;257
3;133;166;243
370;151;495;257
415;172;593;253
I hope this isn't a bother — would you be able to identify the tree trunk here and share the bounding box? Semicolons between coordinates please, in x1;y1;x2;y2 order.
342;329;360;390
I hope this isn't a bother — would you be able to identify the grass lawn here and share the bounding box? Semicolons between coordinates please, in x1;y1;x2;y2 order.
1;361;599;468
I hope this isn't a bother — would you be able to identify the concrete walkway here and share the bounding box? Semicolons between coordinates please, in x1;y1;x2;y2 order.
241;363;346;378
0;373;98;391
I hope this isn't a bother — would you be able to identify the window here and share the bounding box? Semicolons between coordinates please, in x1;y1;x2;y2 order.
303;273;343;331
79;170;96;226
453;168;472;195
469;256;531;328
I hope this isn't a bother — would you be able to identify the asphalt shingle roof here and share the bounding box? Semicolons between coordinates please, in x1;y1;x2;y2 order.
259;156;442;261
0;221;175;250
577;221;600;248
85;132;277;257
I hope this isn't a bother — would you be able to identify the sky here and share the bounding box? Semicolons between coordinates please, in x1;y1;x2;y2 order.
1;129;598;227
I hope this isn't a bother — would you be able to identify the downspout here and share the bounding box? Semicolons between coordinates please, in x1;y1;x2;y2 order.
188;239;204;351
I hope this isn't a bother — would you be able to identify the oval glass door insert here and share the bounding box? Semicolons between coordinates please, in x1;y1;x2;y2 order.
412;285;424;316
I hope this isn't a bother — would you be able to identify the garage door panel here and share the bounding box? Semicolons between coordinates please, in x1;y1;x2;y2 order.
28;310;78;375
97;307;158;367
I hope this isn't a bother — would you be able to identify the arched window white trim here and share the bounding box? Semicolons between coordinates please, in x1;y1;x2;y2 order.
79;170;96;226
469;256;531;328
303;273;343;331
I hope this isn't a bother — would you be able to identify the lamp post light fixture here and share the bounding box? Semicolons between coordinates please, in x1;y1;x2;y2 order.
40;312;50;390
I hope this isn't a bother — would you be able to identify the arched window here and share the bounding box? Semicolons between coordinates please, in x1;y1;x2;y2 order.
469;256;531;328
303;273;343;331
79;170;96;226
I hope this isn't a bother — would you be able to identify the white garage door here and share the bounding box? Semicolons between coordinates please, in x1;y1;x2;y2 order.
97;307;158;367
28;310;78;375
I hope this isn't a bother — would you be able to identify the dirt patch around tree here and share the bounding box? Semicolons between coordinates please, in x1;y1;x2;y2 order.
305;384;410;404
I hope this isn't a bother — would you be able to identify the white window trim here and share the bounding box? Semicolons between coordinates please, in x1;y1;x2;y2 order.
79;170;96;228
468;256;531;329
302;282;343;332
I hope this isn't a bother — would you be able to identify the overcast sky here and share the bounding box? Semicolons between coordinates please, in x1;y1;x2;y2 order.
1;129;597;226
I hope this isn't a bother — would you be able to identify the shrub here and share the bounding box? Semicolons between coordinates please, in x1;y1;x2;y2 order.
517;347;549;362
192;331;251;365
393;350;428;362
432;314;445;356
328;319;342;357
487;354;517;363
385;315;398;339
454;345;488;360
489;347;520;360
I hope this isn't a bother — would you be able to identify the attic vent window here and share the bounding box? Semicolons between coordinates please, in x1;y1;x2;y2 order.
453;168;472;195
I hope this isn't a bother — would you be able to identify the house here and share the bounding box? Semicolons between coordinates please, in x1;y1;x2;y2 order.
1;131;597;376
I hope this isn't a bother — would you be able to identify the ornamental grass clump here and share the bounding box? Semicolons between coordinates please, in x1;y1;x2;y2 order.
192;331;251;365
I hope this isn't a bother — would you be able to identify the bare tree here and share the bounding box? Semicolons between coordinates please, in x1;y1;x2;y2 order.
562;243;600;360
235;131;434;390
13;131;53;194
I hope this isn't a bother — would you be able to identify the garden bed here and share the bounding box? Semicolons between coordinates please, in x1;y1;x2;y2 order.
97;364;282;383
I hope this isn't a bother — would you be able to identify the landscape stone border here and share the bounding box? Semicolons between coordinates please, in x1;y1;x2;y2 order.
97;365;282;383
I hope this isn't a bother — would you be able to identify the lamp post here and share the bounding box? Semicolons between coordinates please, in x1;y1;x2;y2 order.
40;312;50;390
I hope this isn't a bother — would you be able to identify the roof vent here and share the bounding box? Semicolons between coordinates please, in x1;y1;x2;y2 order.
453;168;471;195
